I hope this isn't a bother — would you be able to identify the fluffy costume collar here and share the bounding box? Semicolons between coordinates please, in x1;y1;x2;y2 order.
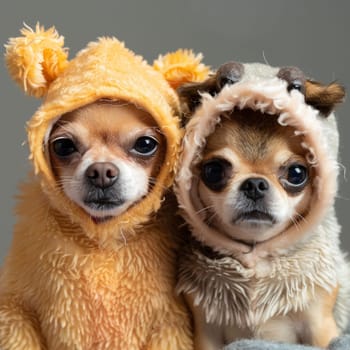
175;63;340;266
177;208;344;329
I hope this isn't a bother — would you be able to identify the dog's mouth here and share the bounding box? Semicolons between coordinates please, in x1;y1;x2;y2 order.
84;198;126;224
84;198;125;210
234;210;275;225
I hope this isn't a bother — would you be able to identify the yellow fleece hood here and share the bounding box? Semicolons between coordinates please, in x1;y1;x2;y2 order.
5;24;210;242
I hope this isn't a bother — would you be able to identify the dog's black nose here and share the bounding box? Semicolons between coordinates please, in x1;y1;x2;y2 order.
85;162;119;188
240;177;269;200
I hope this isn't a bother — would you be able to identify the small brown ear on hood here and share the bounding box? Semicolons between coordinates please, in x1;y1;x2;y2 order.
177;76;218;122
305;80;345;117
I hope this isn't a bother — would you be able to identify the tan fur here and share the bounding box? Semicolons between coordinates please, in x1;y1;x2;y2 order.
205;111;303;162
198;110;312;244
50;102;165;181
305;285;340;348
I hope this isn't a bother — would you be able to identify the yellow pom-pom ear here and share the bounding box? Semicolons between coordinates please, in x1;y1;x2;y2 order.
153;49;210;90
5;23;69;98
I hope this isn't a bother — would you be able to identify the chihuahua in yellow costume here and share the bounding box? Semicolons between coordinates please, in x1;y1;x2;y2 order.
0;24;209;350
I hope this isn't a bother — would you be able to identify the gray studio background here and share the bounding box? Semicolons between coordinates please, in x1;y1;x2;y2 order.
0;0;349;264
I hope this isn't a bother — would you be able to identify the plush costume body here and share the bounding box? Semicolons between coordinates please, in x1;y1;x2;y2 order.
0;25;209;350
175;62;350;348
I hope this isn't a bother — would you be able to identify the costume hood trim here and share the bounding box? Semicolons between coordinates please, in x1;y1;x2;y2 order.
175;76;339;265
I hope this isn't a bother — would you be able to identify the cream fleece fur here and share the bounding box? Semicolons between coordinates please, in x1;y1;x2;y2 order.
175;63;350;346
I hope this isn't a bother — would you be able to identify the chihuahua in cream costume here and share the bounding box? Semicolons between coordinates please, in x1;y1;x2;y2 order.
175;61;350;349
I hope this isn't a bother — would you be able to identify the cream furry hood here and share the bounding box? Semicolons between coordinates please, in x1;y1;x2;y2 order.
5;24;210;244
175;62;345;264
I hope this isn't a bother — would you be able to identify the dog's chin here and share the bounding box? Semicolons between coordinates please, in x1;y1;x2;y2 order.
81;198;131;224
217;211;288;243
84;198;125;211
63;181;149;224
234;210;276;226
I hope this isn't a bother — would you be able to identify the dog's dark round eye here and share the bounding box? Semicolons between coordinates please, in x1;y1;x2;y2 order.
287;164;308;185
52;138;77;157
132;136;158;156
201;158;232;191
281;164;308;193
287;80;304;92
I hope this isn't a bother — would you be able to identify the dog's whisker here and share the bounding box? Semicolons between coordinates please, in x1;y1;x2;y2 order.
290;212;307;232
291;216;301;232
337;162;347;181
56;179;80;185
262;50;270;66
206;211;218;226
294;212;308;225
195;205;215;216
148;177;167;191
335;194;349;201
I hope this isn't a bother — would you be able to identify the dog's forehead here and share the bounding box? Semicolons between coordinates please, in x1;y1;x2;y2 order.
206;115;297;163
240;63;280;82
